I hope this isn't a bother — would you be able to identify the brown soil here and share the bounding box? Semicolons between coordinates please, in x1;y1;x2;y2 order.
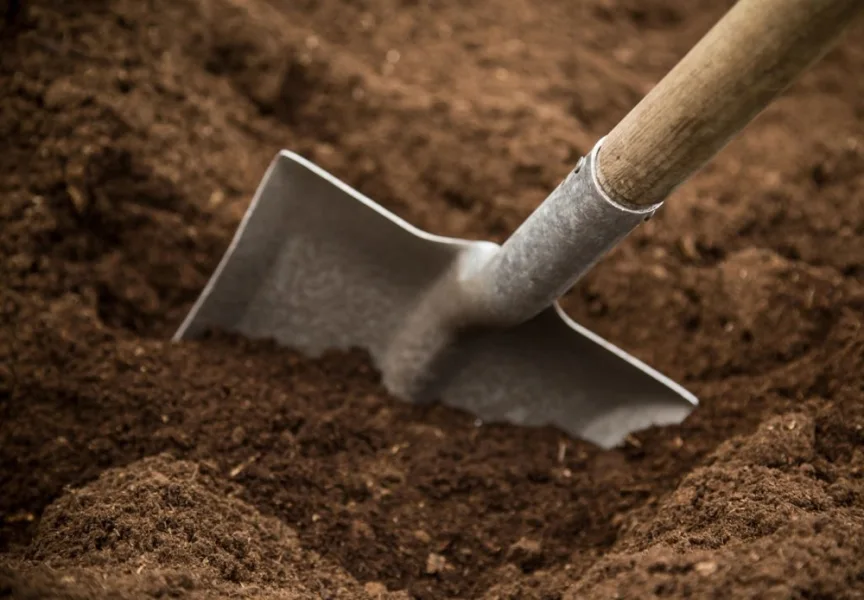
1;0;863;598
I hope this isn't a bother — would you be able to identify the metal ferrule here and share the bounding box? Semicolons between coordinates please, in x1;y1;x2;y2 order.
461;137;662;326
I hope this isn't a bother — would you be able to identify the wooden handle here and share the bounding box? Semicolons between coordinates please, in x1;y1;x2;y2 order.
597;0;863;207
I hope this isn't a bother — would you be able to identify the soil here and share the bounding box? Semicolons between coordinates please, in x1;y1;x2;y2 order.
1;0;864;599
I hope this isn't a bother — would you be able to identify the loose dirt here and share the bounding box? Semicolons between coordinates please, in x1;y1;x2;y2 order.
2;0;864;598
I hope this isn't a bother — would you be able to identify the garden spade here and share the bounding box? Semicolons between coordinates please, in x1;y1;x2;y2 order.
175;0;861;449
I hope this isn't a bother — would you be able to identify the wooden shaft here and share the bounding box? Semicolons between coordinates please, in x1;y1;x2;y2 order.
597;0;863;207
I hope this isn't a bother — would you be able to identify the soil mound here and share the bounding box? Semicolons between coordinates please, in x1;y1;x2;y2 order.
3;454;405;598
568;413;864;598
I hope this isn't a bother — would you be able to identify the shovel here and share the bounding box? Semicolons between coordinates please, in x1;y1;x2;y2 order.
175;0;861;449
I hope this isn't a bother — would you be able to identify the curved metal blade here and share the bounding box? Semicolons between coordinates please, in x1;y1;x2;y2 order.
175;151;697;449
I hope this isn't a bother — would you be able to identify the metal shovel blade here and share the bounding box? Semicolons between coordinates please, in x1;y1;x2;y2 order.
174;151;697;449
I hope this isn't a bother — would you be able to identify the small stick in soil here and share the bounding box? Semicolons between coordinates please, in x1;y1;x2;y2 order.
229;454;260;478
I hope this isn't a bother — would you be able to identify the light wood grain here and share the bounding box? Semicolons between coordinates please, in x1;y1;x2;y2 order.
597;0;863;207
